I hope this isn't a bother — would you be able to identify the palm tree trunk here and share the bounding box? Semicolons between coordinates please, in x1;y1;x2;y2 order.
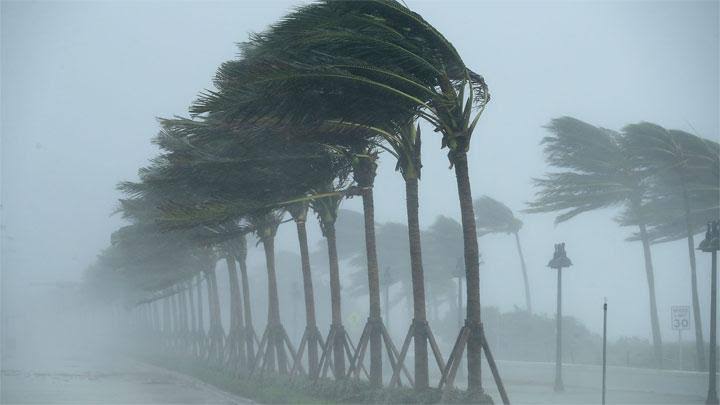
226;255;246;368
638;222;663;368
683;184;706;371
362;186;383;387
162;296;171;338
153;301;161;334
237;250;255;363
188;280;196;336
187;280;197;355
405;177;429;390
196;275;205;358
452;151;483;393
262;236;287;373
295;217;319;377
207;268;224;363
171;289;179;339
514;232;532;313
179;285;188;345
325;223;346;378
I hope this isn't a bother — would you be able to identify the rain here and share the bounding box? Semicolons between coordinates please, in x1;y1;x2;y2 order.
1;1;718;404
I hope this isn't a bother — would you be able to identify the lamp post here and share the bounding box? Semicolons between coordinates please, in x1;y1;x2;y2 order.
548;242;572;393
699;221;719;405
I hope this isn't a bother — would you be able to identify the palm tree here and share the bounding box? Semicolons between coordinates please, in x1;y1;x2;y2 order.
347;149;385;387
620;123;720;371
286;202;323;378
526;116;663;367
222;238;248;373
310;181;354;380
192;1;491;392
248;209;298;374
231;234;257;370
474;196;532;313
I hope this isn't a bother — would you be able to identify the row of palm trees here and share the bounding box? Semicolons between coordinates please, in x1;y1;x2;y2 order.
86;0;498;398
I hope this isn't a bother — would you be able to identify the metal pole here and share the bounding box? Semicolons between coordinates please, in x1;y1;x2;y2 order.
555;266;564;392
679;329;683;371
602;299;607;405
708;250;718;405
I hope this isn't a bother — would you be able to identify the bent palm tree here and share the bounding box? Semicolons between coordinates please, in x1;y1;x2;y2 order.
474;196;531;313
249;209;298;374
287;202;323;378
620;123;720;371
310;181;355;380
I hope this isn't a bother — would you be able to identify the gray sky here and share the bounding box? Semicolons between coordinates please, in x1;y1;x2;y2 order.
2;0;718;340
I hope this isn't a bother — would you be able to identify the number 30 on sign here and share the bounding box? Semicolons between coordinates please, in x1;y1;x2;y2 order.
671;306;691;331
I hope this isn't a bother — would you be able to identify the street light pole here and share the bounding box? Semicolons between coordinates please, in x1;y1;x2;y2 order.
602;299;607;405
700;221;719;405
548;242;572;393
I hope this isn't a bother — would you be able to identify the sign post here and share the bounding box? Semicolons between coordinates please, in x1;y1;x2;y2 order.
672;305;691;370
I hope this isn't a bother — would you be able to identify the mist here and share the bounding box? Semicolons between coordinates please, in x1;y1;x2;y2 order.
2;1;718;404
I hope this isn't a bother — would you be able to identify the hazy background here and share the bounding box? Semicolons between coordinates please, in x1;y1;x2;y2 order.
2;0;718;344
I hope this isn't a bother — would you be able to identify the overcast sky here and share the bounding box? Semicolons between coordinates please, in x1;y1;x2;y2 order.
2;0;718;340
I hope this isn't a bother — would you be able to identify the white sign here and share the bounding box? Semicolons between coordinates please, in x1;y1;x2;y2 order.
671;306;691;331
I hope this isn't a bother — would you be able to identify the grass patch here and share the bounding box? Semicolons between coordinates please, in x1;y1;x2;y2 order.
140;353;493;404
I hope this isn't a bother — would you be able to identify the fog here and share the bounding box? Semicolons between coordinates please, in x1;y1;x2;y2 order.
2;1;718;404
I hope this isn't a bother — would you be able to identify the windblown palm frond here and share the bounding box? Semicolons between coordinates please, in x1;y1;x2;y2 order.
526;116;644;224
618;122;720;242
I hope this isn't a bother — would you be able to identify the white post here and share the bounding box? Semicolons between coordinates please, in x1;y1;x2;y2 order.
679;329;683;370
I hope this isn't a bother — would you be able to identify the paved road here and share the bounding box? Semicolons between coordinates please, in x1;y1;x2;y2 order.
476;359;708;404
1;349;250;404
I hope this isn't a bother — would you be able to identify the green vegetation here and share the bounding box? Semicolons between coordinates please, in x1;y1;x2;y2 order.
141;354;492;404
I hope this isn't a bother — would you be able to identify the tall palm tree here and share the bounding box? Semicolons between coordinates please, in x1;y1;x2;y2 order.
286;202;322;378
248;209;297;374
310;181;354;380
384;122;435;390
526;116;663;367
474;196;531;313
347;149;385;387
620;123;720;371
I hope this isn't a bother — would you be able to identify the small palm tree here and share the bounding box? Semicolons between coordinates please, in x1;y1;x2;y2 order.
474;196;532;313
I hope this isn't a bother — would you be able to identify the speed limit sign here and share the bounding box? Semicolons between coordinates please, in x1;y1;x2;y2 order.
671;306;691;330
